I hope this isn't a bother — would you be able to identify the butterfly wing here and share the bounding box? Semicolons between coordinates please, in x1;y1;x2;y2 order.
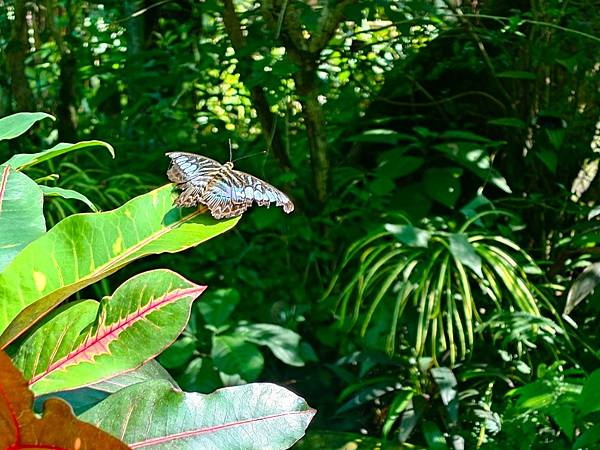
166;152;223;207
200;168;251;219
231;170;294;213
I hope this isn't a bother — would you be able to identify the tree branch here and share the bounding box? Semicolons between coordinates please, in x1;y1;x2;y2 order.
221;0;291;170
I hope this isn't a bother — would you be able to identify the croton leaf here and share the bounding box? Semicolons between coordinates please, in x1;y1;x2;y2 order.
81;379;316;449
13;269;205;396
0;350;129;449
0;165;46;272
0;184;239;347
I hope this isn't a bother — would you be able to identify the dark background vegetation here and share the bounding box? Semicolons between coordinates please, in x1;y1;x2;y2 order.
1;0;600;447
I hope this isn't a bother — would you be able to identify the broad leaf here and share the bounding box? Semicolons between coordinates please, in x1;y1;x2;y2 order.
577;369;600;417
39;185;99;211
564;262;600;315
34;360;178;415
423;167;462;207
234;323;305;366
0;112;54;141
13;269;205;396
212;335;264;382
433;143;512;194
0;166;46;272
5;140;115;170
449;233;483;277
0;351;128;449
296;431;404;449
0;184;239;347
385;224;431;247
197;287;240;326
81;380;316;449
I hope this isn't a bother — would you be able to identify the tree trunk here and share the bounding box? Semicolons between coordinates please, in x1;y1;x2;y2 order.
6;0;34;111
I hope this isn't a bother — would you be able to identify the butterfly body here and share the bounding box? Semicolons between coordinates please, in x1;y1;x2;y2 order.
166;152;294;219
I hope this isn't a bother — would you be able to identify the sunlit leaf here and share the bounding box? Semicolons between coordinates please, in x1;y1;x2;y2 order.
13;269;204;396
6;140;115;170
0;166;46;272
39;185;99;212
81;380;316;449
0;184;239;347
0;351;128;449
0;112;54;141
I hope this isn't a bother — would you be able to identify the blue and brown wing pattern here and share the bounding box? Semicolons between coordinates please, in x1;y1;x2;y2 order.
166;152;294;219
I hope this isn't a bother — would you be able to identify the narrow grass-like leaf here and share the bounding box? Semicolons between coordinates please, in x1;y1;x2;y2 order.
39;185;99;212
6;140;115;171
0;166;46;272
13;269;205;396
81;380;316;450
0;184;239;347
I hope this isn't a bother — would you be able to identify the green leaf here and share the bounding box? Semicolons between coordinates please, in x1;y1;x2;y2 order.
433;143;512;193
34;360;177;415
296;431;404;449
376;155;424;179
0;166;46;272
431;367;458;423
450;233;483;277
197;288;240;326
487;117;527;128
0;184;239;347
440;130;492;143
382;389;414;439
39;185;99;212
13;269;205;396
564;263;600;315
0;112;55;141
234;323;305;367
212;335;264;382
573;423;600;449
577;369;600;417
385;224;430;247
5;140;115;171
497;70;537;80
347;129;413;145
423;167;462;208
422;421;449;450
536;149;558;173
81;380;315;450
158;336;196;369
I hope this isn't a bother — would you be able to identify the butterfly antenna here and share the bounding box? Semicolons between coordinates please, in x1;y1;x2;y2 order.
228;139;233;162
232;150;268;163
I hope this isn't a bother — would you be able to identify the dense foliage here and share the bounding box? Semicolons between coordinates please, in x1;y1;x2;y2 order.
1;0;600;448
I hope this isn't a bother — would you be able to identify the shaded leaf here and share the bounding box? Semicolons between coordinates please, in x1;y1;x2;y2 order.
564;263;600;315
450;233;483;277
424;167;462;207
577;369;600;417
234;323;305;366
81;380;315;449
385;224;431;247
0;166;46;272
197;288;240;326
0;350;128;449
212;335;264;382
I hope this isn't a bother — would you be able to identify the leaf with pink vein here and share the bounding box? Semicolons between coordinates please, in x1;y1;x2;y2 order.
12;269;205;396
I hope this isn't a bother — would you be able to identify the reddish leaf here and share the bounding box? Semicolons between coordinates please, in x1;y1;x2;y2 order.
0;350;130;450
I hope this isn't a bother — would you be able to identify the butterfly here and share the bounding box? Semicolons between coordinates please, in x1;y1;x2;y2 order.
166;152;294;219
